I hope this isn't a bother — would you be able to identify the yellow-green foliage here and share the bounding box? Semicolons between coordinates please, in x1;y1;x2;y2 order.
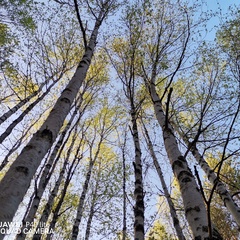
86;50;109;86
4;65;39;98
204;153;240;239
0;23;11;46
146;220;177;240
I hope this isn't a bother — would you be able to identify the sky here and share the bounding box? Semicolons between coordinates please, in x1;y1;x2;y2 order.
204;0;240;40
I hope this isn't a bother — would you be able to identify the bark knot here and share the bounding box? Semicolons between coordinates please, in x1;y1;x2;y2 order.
186;205;200;215
41;129;53;143
16;166;29;176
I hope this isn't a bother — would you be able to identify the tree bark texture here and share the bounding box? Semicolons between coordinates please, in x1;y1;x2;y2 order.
131;109;144;240
149;84;218;239
17;104;82;240
171;121;240;227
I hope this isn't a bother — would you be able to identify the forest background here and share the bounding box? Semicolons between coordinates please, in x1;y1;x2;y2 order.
0;0;240;239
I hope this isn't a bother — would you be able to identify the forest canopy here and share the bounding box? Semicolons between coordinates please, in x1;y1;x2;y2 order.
0;0;239;240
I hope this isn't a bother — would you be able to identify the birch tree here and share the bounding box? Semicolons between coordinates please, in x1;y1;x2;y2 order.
129;0;223;238
71;102;119;239
167;18;240;228
141;118;186;240
108;10;146;237
0;0;119;233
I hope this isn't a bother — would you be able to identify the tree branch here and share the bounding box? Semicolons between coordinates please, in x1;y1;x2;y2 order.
73;0;88;50
165;87;173;129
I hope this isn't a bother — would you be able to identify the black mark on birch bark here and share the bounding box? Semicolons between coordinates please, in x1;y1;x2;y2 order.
16;166;29;176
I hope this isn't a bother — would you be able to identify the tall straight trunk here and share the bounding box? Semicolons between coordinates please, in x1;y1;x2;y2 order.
142;121;186;240
0;11;105;233
32;161;67;240
174;125;240;227
84;202;95;240
71;138;103;240
16;101;83;240
0;78;51;125
130;108;144;240
84;181;98;240
45;142;82;240
32;123;81;240
149;84;222;239
122;138;127;240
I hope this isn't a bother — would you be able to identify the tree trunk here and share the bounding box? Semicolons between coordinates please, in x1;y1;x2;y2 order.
142;120;186;240
0;80;48;125
84;182;98;240
71;138;103;240
149;83;221;239
45;143;82;240
84;203;94;240
130;108;144;240
16;100;83;240
32;122;82;240
0;10;105;234
186;134;240;227
0;109;46;171
121;136;127;240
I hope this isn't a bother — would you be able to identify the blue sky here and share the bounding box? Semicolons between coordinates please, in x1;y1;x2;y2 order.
201;0;240;41
206;0;238;12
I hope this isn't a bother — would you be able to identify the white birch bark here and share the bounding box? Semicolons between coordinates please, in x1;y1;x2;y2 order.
45;139;82;240
186;136;240;227
0;110;46;171
84;182;98;240
32;158;68;240
32;121;81;240
149;84;211;239
0;10;105;235
0;71;63;125
142;122;186;240
131;108;144;240
121;139;127;240
0;82;47;125
169;117;240;227
16;101;82;240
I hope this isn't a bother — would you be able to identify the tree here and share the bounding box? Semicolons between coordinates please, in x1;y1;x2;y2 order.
141;118;186;240
0;0;119;236
203;154;240;239
108;6;146;236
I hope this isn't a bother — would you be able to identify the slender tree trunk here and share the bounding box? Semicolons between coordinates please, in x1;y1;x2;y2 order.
84;182;98;240
84;203;94;240
142;120;186;240
71;138;103;240
122;136;127;240
0;11;105;233
130;107;144;240
0;109;46;171
149;83;222;239
0;69;66;125
45;143;82;240
177;128;240;227
0;80;58;144
32;122;82;240
0;82;46;125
